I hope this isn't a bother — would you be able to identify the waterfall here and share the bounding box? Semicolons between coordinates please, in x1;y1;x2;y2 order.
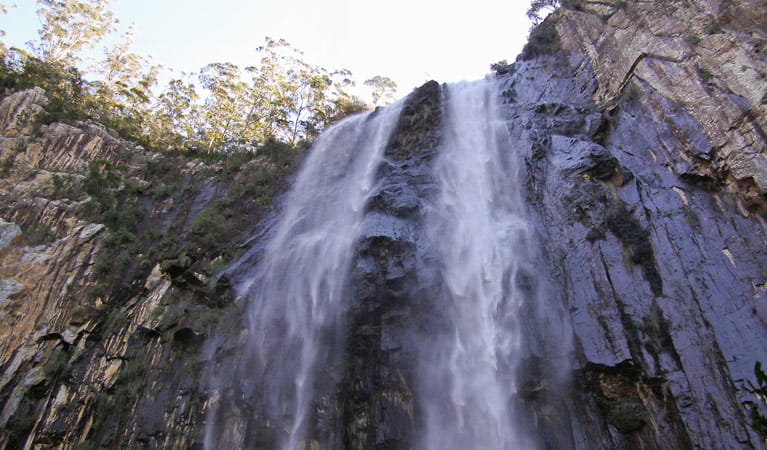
208;103;403;450
417;80;537;449
206;78;553;449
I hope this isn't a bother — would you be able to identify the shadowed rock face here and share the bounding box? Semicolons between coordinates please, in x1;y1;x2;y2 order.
335;2;767;446
553;0;767;209
505;2;767;443
0;88;268;449
342;80;443;449
1;1;766;448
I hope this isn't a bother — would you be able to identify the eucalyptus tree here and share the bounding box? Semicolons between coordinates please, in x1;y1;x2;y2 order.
246;37;334;144
244;37;365;146
0;3;7;57
91;26;159;140
364;75;397;106
284;58;333;144
32;0;116;64
3;0;379;155
151;77;201;151
244;37;294;144
199;62;250;152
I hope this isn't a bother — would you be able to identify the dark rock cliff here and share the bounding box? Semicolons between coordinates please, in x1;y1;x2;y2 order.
503;45;765;449
0;0;766;448
0;86;298;448
513;1;767;447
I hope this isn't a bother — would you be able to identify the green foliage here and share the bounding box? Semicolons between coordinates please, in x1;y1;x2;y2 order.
188;199;229;252
102;229;137;248
526;0;582;24
112;354;148;410
521;19;561;60
208;254;231;274
745;361;767;435
327;94;369;124
364;75;397;106
1;0;383;157
148;182;182;201
221;150;256;174
259;138;303;170
32;0;116;64
48;173;80;200
0;49;88;121
172;38;360;152
80;159;145;284
81;160;145;233
43;344;70;378
0;153;14;176
686;35;702;46
76;342;148;449
88;26;159;147
249;37;362;144
527;0;560;24
198;62;249;151
705;20;723;35
490;60;514;75
232;165;279;202
51;173;63;194
0;48;154;144
99;303;127;337
150;77;200;151
26;222;57;245
4;399;37;445
76;392;110;449
92;250;131;277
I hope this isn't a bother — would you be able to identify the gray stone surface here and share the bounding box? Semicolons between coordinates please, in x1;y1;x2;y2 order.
503;45;767;448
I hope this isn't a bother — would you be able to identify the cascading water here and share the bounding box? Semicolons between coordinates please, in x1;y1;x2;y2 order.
206;78;557;449
206;103;403;450
416;79;537;450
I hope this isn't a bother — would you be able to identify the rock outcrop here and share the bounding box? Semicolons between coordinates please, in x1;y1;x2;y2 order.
0;88;289;448
0;0;766;448
554;0;767;208
509;0;767;446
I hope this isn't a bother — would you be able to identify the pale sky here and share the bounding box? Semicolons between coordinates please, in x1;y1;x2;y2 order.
0;0;534;97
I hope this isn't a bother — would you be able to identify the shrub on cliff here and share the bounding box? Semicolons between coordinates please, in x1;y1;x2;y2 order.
0;50;88;121
527;0;584;24
745;361;767;436
1;2;384;156
521;18;561;60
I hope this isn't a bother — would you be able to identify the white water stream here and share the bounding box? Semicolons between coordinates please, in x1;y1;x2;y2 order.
225;103;402;450
418;79;536;449
207;79;546;449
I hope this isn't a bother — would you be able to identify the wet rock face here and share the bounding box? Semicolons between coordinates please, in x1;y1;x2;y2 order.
1;1;767;448
0;89;242;449
575;360;694;447
384;80;442;162
554;0;767;209
342;80;443;449
195;82;444;450
501;9;767;446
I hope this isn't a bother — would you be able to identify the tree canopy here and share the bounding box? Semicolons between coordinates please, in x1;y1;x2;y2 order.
32;0;116;64
364;76;398;107
0;0;392;154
